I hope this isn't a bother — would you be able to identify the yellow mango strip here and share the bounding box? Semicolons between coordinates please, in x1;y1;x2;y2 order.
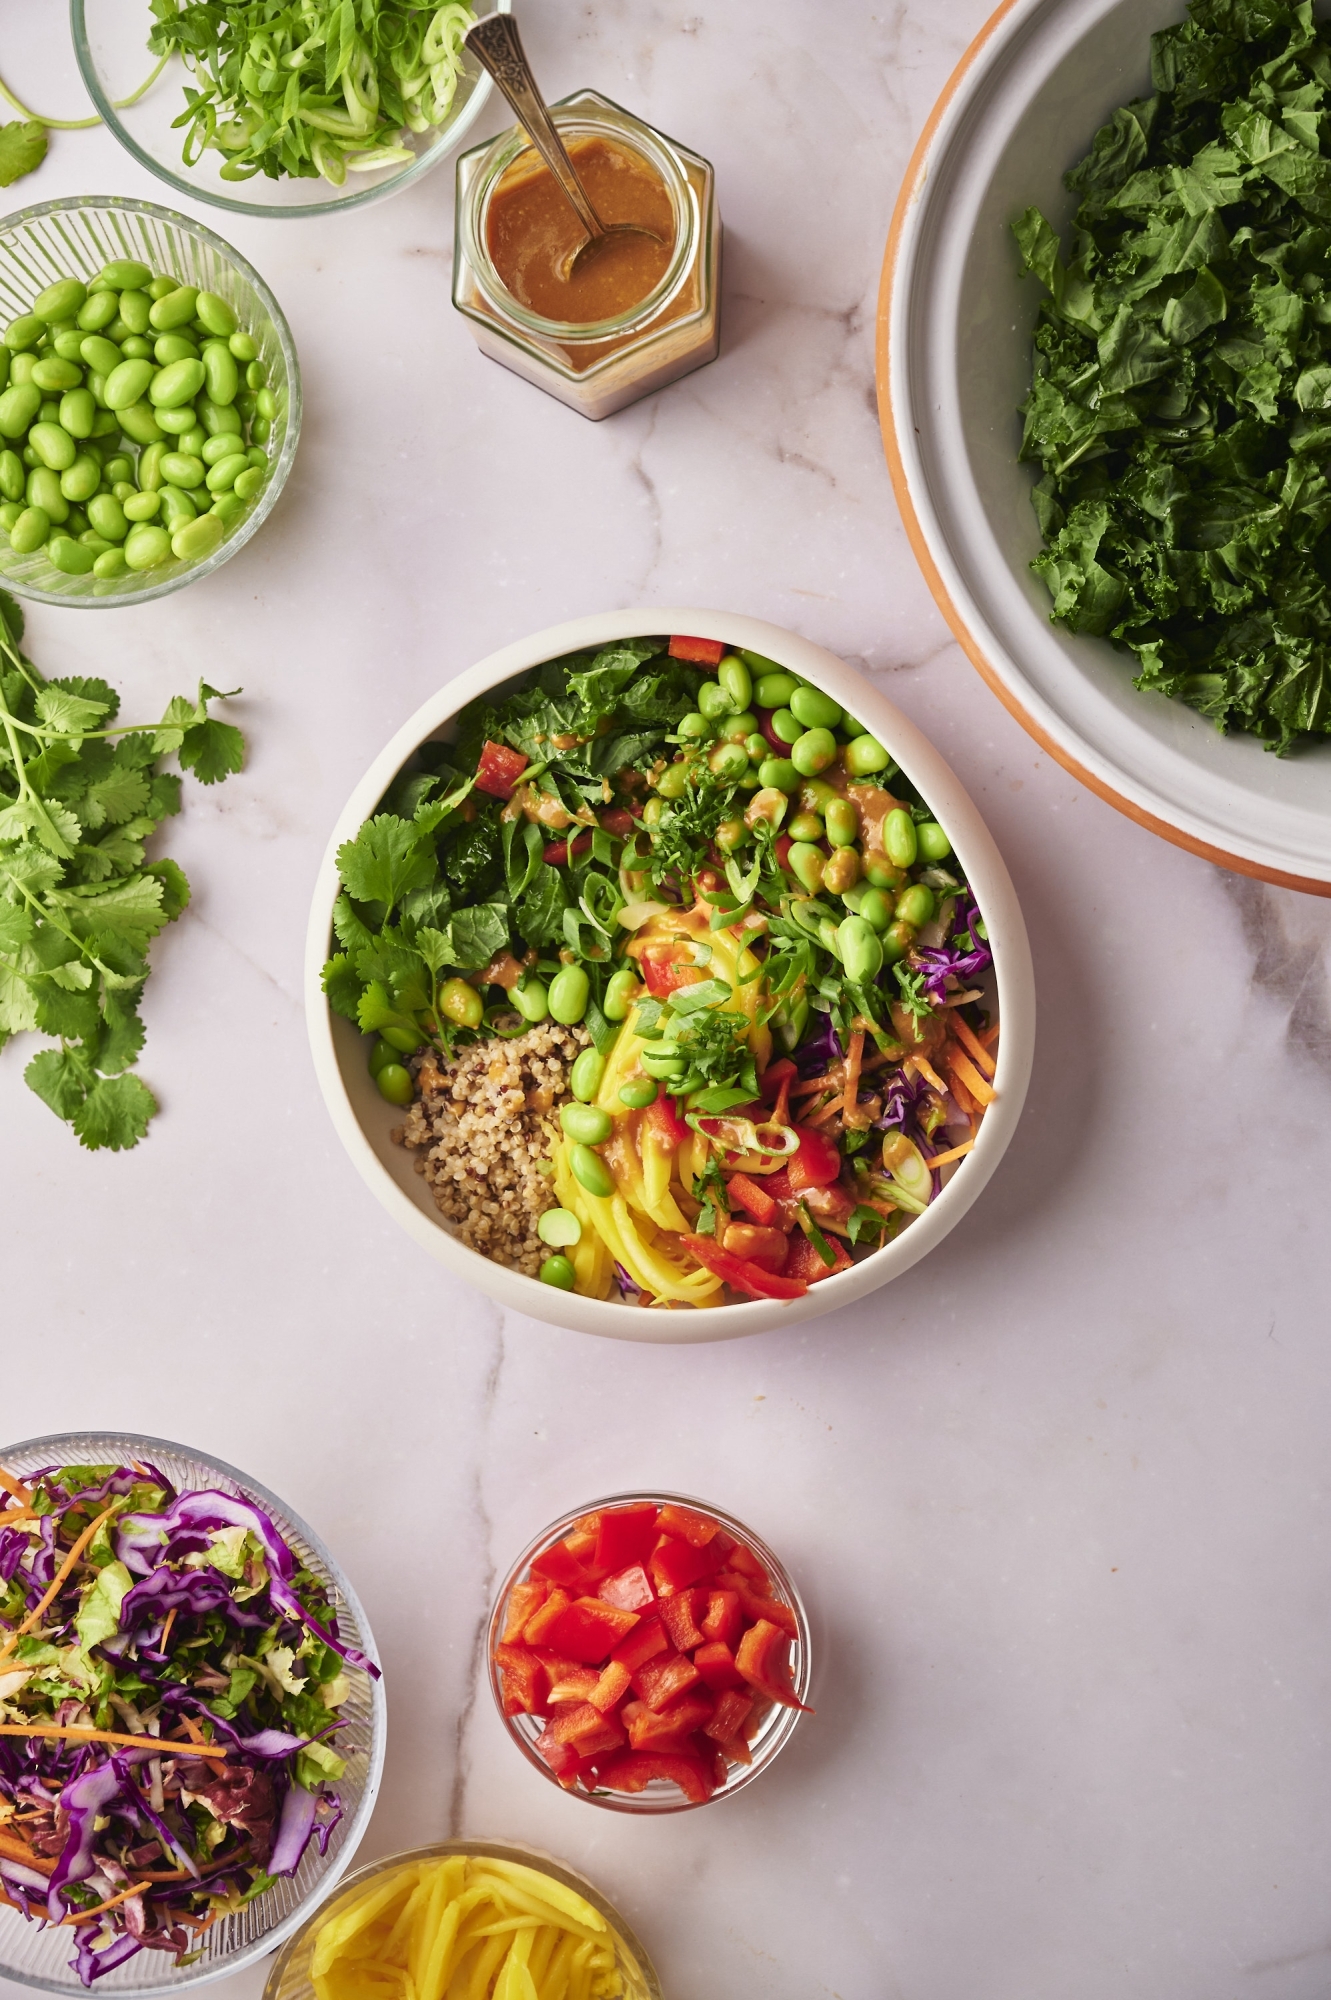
494;1930;539;2000
528;1929;558;1990
408;1867;447;1999
470;1862;605;1932
312;1872;418;1976
541;1937;575;2000
381;1873;440;1965
552;1152;613;1299
465;1933;509;2000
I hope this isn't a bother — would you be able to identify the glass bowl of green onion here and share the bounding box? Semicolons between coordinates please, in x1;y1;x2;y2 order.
72;0;510;219
0;197;299;607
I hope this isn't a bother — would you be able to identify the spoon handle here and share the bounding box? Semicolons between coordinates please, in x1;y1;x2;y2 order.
465;16;605;245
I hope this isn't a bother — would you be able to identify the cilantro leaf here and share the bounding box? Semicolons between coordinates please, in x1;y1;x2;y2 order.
335;814;437;911
0;120;47;189
71;1073;157;1152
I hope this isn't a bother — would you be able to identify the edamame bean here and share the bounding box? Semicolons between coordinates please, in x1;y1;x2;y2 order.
895;884;935;928
87;493;129;543
79;334;122;377
368;1039;400;1079
375;1062;415;1106
618;1077;658;1108
117;289;152;335
883;808;918;868
537;1208;582;1248
379;1023;419;1053
548;964;590;1024
677;710;710;740
92;546;127;578
841;714;872;737
569;1144;614;1199
156;403;198;436
0;450;22;501
160;452;205;489
153;333;199;366
104;359;154;411
101;453;132;484
857;887;893;931
743;732;768;762
561;1102;613;1145
863;855;904;890
232;465;265;501
228;330;258;362
47;535;95;576
654;761;688;799
8;506;49;553
719;708;759;745
822;846;860;896
0;384;40;437
787;811;824;842
917;821;952;862
148;286;199;332
641;1043;686;1078
245;360;267;392
882;921;914;963
757;756;800;793
698;679;732;720
144;276;175;302
512;978;549;1023
754;670;799;708
570;1047;606;1102
135;441;165;492
98;260;152;292
745;786;789;829
539;1253;578;1290
36;401;60;428
825;797;859;847
603;966;639;1020
0;352;8;393
844;733;892;777
202;342;239;405
791;727;837;776
789;683;843;730
119;335;154;361
195;290;237;338
0;501;21;533
439;976;484;1027
160;486;199;533
209;490;246;525
788;841;825;894
717;654;752;711
77;291;120;334
32;279;86;323
715;816;748;852
9;354;36;387
90;410;120;439
199;399;237;434
837;914;884;983
118;403;165;445
769;707;803;745
708;741;749;781
4;315;43;353
59;454;100;503
122;490;161;521
30;357;82;394
112;482;137;503
201;430;244;465
123;522;173;570
149;358;205;409
250;414;272;444
26;468;67;521
255;386;277;420
58;389;95;440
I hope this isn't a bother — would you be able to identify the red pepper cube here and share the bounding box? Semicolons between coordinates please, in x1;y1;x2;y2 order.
500;1579;549;1645
692;1640;747;1692
625;1688;715;1752
784;1231;854;1285
594;1749;717;1804
533;1720;580;1779
474;739;530;800
598;1564;656;1613
726;1172;779;1227
522;1587;572;1647
494;1643;548;1717
714;1571;798;1637
631;1650;702;1712
642;1093;690;1149
551;1701;626;1758
699;1589;742;1649
588;1659;632;1714
657;1503;720;1548
545;1666;601;1705
723;1542;771;1589
713;1731;752;1768
543;1595;641;1665
593;1502;660;1573
786;1124;842;1192
703;1688;754;1743
667;635;726;667
649;1532;727;1595
735;1618;813;1712
659;1588;706;1654
531;1541;596;1591
611;1614;669;1675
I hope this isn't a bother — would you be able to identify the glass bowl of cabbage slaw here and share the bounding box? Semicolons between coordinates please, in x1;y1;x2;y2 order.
0;1432;385;1995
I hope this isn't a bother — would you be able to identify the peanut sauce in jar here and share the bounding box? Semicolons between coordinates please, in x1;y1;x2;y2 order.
485;135;675;324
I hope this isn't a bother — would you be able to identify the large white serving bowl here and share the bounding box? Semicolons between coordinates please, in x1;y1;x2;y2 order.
304;610;1035;1344
881;0;1331;895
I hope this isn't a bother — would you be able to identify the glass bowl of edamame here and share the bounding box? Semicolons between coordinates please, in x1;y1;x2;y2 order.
0;197;299;606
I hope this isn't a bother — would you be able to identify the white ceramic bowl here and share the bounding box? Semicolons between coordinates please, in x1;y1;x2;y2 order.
304;609;1035;1343
881;0;1331;894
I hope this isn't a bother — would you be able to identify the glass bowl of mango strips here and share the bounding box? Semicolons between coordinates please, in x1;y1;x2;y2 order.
262;1841;662;2000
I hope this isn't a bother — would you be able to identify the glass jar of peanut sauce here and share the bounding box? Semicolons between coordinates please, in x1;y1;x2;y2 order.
452;89;719;421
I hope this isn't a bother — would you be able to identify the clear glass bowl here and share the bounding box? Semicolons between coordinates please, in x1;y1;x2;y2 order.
71;0;509;219
488;1491;812;1813
0;1431;386;1996
262;1840;661;2000
0;198;299;608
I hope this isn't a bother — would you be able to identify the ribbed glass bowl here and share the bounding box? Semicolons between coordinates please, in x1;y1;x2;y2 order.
489;1491;812;1814
262;1840;662;2000
0;1431;386;1996
71;0;510;219
0;198;300;607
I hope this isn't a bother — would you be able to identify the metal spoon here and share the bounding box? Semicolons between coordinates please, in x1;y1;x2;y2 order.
464;15;663;277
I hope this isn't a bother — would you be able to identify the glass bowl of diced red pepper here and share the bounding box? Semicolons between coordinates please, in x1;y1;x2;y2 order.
488;1493;812;1811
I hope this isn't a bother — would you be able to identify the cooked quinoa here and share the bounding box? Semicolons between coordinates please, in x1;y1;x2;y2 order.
397;1021;590;1276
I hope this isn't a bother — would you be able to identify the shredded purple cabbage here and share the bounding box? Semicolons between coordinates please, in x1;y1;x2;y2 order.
791;1011;843;1078
913;897;993;1002
613;1263;642;1300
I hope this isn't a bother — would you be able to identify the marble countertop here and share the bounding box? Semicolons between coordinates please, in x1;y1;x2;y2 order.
4;6;1331;1999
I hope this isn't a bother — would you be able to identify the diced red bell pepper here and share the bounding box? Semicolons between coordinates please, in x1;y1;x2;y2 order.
631;1651;702;1712
712;1732;752;1768
735;1618;812;1712
546;1665;601;1705
643;1095;690;1151
679;1235;808;1303
594;1749;717;1804
599;1564;656;1613
543;832;593;866
713;1570;798;1637
599;807;636;837
692;1640;747;1692
494;1642;548;1716
787;1125;842;1191
500;1579;548;1644
475;739;529;800
593;1502;659;1573
758;1058;797;1105
624;1688;715;1751
784;1230;854;1284
659;1587;706;1653
533;1720;580;1779
543;1596;640;1664
667;634;725;666
588;1659;632;1714
699;1589;742;1648
775;833;794;873
649;1531;728;1594
725;1542;770;1588
522;1587;572;1646
704;1688;754;1743
531;1540;597;1591
726;1172;779;1227
611;1614;669;1674
658;1503;720;1548
551;1701;627;1757
762;1166;794;1202
639;950;701;998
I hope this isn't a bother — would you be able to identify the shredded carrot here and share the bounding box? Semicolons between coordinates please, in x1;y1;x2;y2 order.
924;1139;976;1170
0;1725;228;1763
791;1074;836;1098
159;1607;177;1656
807;1095;842;1127
951;1013;996;1078
0;1505;118;1664
946;1046;995;1106
0;1467;33;1507
0;1829;54;1875
980;1022;1000;1049
905;1054;948;1097
842;1028;865;1124
772;1067;793;1128
948;1068;977;1116
62;1880;152;1926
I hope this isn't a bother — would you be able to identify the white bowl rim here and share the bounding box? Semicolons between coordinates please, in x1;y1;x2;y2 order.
0;1429;387;1997
880;0;1331;897
303;607;1036;1344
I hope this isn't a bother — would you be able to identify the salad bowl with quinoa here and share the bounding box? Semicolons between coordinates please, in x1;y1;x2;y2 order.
306;612;1034;1342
